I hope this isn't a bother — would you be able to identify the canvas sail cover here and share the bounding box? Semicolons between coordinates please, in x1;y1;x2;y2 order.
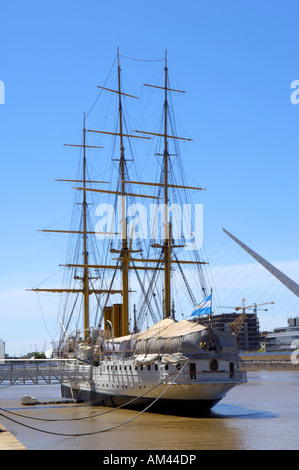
108;318;240;360
135;318;238;362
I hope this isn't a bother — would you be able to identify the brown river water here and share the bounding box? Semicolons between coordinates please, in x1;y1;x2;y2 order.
0;370;299;451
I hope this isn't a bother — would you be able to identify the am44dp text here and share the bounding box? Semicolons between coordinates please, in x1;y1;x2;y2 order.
103;454;196;467
146;455;196;465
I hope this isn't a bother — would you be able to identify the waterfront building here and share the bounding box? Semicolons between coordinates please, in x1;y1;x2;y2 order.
211;313;260;351
265;317;299;352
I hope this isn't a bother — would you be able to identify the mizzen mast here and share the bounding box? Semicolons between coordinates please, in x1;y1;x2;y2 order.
132;50;206;318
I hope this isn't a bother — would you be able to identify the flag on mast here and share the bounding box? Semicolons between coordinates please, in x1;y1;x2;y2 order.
186;294;212;319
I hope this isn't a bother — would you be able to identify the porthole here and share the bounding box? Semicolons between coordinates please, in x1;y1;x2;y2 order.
209;359;219;371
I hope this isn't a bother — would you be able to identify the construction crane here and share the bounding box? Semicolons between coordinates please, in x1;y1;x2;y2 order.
220;299;274;337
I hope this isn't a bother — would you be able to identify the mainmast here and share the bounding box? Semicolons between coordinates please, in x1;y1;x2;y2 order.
82;113;90;337
70;49;156;336
162;50;171;318
117;48;130;336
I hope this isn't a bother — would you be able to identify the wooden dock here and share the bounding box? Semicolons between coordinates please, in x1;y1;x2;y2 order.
0;423;27;450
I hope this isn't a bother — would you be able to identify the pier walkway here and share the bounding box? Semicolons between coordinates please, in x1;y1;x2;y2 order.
0;359;90;386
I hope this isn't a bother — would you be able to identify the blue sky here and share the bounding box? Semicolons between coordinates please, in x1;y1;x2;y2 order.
0;0;298;355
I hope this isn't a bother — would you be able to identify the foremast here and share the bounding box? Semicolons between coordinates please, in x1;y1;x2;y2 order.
29;116;122;341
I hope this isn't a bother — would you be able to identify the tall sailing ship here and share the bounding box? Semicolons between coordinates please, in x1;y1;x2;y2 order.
31;50;247;414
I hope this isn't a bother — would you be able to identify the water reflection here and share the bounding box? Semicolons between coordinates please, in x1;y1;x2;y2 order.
211;403;278;419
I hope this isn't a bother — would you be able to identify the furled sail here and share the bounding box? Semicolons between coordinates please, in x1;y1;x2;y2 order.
223;228;299;298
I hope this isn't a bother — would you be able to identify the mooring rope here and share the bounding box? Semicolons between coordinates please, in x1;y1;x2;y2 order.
0;361;189;436
0;361;187;422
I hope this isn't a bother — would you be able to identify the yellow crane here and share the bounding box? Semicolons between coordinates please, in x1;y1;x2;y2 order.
229;299;274;337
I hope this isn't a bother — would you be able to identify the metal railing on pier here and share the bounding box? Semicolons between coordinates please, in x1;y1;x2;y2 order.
0;359;91;386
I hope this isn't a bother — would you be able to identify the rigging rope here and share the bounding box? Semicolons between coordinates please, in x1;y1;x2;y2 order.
85;56;117;118
120;54;164;63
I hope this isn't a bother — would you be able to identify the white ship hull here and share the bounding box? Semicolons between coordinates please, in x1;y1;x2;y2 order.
60;355;247;414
